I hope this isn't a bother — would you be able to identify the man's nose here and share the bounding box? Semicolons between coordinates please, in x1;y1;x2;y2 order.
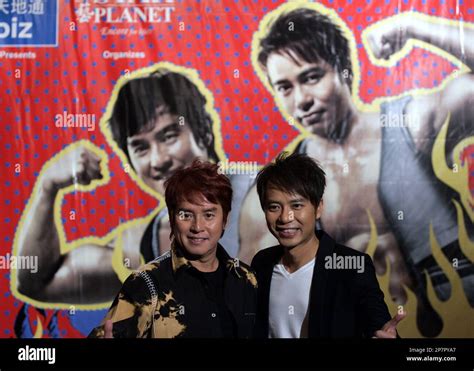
277;206;292;224
294;85;314;112
150;143;171;170
190;215;203;232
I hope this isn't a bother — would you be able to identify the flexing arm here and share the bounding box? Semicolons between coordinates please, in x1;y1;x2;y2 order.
407;16;474;70
16;145;123;303
367;13;474;70
367;13;474;148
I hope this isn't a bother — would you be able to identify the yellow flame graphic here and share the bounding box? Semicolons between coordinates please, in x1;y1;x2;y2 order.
366;113;474;337
426;224;474;337
365;209;422;337
366;205;474;337
432;113;474;221
453;199;474;263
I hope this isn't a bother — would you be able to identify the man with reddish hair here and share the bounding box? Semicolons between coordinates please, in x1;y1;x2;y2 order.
89;159;257;338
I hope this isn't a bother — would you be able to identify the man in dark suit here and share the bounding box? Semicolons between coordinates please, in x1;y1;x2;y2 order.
251;152;405;338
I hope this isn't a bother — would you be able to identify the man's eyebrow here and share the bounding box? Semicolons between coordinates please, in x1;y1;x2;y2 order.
270;66;324;87
156;122;181;138
178;207;218;212
127;138;146;147
297;66;325;81
290;198;306;203
266;197;306;204
270;77;290;87
127;121;181;146
177;208;192;213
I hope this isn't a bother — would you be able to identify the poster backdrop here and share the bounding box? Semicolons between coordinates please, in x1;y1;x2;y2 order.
1;0;473;338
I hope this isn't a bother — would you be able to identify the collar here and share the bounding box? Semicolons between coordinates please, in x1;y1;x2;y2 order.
170;240;192;273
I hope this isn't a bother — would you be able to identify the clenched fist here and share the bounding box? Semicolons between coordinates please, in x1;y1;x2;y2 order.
366;14;412;60
41;144;104;193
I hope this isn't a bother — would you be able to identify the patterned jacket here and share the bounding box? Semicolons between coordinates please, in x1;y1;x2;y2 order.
89;243;257;338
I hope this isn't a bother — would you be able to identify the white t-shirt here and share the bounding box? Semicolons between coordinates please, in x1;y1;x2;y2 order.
268;258;315;338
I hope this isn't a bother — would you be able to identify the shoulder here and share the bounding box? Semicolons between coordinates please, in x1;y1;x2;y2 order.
226;258;257;289
334;242;375;268
234;258;252;272
325;241;377;281
128;251;172;284
333;242;367;258
251;245;281;269
251;245;283;276
118;251;173;302
137;250;171;271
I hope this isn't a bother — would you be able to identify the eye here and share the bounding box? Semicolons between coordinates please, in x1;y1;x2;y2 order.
132;145;148;155
276;84;292;96
304;72;323;84
161;130;180;144
204;212;215;219
178;211;193;221
267;204;280;212
292;203;304;210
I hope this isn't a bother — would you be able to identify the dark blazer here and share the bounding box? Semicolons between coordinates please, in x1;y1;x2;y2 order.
251;230;392;338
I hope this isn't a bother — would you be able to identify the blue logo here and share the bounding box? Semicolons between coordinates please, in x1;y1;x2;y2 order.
0;0;58;47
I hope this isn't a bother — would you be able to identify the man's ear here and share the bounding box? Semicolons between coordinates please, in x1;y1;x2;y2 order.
204;131;213;148
200;116;214;149
316;199;324;220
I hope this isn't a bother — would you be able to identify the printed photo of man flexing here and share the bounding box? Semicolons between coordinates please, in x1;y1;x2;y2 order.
240;3;474;336
12;63;249;311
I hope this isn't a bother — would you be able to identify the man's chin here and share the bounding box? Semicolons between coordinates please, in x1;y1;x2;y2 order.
307;123;327;138
278;242;298;251
272;234;299;250
181;242;216;259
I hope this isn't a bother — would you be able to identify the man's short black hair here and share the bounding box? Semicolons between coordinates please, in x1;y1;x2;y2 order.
256;152;326;209
258;7;352;87
109;71;218;164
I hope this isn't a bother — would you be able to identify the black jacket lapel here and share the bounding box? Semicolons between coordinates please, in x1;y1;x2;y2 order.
308;230;337;337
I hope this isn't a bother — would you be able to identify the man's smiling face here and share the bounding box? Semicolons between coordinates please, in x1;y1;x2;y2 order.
264;186;322;251
266;51;352;139
127;105;208;194
174;195;227;259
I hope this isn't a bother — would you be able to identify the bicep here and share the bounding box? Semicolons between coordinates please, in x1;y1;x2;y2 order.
434;73;474;137
407;73;474;155
439;73;474;118
42;244;122;304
